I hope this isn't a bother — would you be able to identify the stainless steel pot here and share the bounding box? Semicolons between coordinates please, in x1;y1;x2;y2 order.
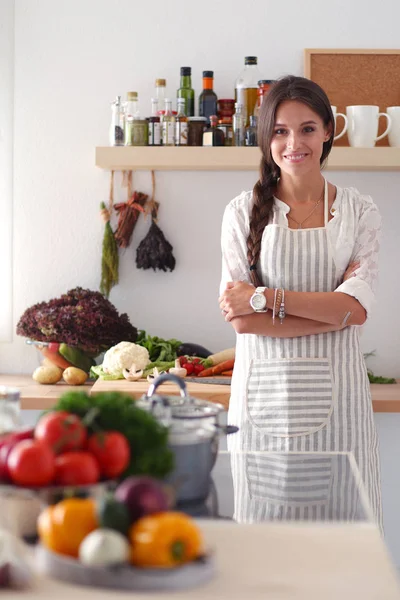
138;373;238;504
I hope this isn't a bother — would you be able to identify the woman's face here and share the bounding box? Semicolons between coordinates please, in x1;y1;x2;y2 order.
270;100;331;177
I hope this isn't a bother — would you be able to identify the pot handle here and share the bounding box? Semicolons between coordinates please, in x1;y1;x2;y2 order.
216;424;239;436
146;372;188;400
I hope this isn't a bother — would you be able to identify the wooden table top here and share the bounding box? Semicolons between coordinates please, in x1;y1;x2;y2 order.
21;522;400;599
1;375;400;413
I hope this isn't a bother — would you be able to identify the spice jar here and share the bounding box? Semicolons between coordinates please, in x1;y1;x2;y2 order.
125;117;149;146
218;118;233;146
217;99;235;120
188;117;207;146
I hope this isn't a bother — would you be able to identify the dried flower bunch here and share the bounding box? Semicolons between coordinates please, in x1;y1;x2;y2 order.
16;287;137;355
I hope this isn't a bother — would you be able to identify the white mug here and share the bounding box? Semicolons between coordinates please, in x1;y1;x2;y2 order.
346;105;392;147
331;106;348;141
387;106;400;147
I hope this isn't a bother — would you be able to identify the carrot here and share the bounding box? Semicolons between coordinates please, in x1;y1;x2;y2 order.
39;347;71;370
198;359;235;377
221;370;233;376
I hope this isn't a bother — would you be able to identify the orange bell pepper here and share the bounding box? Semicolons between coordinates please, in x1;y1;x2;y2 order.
129;512;203;568
38;498;98;557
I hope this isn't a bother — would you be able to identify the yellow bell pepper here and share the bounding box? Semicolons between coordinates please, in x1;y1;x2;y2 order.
38;498;98;557
129;512;203;568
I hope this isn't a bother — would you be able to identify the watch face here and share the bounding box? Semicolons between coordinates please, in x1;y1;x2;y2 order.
252;293;266;310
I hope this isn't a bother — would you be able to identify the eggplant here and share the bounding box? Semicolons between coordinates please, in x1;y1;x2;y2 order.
177;342;213;358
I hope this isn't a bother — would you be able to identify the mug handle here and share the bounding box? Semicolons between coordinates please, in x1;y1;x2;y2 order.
333;113;348;141
375;113;392;142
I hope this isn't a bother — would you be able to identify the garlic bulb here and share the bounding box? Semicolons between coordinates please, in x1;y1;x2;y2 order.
79;529;130;567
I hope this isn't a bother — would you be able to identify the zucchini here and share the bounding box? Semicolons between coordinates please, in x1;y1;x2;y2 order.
207;347;236;366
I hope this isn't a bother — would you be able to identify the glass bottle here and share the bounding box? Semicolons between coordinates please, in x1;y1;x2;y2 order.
235;56;262;127
199;70;218;127
233;102;245;147
155;78;167;114
177;67;195;117
109;95;124;146
175;98;188;146
203;115;225;146
161;98;175;146
245;115;258;146
148;98;161;146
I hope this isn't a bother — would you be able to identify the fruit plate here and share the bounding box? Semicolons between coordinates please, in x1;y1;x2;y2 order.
36;545;215;592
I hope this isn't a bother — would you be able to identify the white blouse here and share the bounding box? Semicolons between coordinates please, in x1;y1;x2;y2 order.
220;186;382;318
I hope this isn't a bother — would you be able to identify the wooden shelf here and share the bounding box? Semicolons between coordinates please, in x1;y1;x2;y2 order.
95;146;400;171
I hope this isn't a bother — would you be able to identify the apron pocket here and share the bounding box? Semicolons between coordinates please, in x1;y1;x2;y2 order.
246;357;335;437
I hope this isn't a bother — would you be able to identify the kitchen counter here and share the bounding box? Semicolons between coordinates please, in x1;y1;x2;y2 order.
1;375;400;412
18;451;400;598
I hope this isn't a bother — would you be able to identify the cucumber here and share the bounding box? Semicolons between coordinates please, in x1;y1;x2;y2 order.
59;343;95;373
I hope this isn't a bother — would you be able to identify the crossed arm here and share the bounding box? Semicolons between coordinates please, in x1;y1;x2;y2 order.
219;263;364;337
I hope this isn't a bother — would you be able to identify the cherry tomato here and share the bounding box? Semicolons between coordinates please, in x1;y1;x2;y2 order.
35;411;87;454
178;356;187;367
54;452;100;486
7;440;56;486
193;363;205;375
87;431;130;478
191;358;201;365
0;442;16;481
183;363;194;375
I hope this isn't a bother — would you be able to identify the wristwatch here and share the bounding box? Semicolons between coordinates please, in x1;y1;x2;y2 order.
250;287;268;313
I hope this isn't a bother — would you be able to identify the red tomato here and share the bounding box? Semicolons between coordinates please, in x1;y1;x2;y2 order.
7;440;56;486
178;356;187;367
54;452;100;486
35;411;87;454
191;358;201;365
193;363;205;375
0;442;16;481
183;362;194;375
87;432;130;478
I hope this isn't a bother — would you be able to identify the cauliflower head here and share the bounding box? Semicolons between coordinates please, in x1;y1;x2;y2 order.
102;341;150;377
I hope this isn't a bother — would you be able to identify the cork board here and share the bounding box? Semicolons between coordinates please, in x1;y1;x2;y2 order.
304;49;400;146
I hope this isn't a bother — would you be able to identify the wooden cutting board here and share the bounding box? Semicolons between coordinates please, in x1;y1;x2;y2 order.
90;378;231;409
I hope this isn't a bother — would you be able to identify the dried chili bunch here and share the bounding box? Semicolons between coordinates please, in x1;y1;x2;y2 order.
114;191;148;248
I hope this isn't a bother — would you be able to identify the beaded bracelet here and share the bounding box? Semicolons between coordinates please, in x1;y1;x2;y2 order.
272;288;278;326
278;289;286;324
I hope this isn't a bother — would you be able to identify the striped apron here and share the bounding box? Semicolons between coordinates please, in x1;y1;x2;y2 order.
228;179;382;527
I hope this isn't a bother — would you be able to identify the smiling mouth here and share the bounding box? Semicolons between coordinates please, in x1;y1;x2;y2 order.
283;153;308;161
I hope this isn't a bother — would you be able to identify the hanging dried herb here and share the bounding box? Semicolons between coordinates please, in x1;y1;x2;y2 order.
114;191;148;248
136;171;176;272
100;201;119;297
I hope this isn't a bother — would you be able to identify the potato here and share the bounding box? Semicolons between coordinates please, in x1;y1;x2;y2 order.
32;365;63;385
63;367;88;386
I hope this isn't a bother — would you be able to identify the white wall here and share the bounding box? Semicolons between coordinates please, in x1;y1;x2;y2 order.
0;0;14;342
1;0;399;381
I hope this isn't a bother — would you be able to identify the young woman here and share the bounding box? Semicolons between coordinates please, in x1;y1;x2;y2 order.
219;75;382;526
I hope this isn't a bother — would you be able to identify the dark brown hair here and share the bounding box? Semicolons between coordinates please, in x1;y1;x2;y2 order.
247;75;335;286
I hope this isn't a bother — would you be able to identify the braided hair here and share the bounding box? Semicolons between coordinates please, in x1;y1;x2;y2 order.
247;75;335;286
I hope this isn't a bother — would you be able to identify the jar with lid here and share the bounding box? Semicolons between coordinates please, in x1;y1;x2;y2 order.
254;79;275;118
217;99;235;120
188;117;207;146
217;118;233;146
